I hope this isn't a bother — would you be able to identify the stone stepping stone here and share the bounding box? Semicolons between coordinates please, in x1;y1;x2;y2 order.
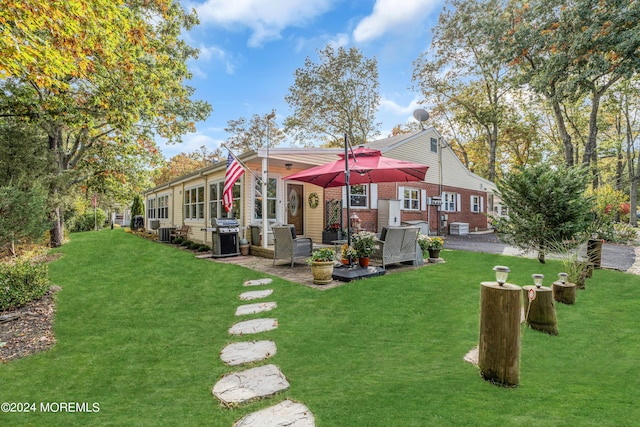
233;399;315;427
229;318;278;335
244;278;273;287
235;301;277;316
239;289;273;301
220;340;277;366
212;364;289;406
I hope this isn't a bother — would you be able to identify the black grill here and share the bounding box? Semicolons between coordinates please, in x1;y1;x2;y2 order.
209;218;240;258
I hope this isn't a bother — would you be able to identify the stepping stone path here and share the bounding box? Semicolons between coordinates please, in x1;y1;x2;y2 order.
220;340;277;366
213;277;315;425
244;278;273;287
212;364;290;406
239;289;273;301
229;318;278;335
235;301;277;316
233;399;315;427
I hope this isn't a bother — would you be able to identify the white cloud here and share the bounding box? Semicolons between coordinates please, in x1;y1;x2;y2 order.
380;95;422;117
193;0;336;47
193;45;238;75
159;133;223;158
353;0;439;43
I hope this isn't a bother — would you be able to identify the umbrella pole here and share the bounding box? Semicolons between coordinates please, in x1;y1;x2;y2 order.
345;133;351;252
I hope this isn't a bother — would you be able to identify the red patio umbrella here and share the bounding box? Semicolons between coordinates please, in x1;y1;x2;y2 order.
284;146;429;188
284;143;429;252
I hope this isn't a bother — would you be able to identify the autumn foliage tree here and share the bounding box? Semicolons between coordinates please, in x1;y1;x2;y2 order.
285;45;380;147
0;0;212;247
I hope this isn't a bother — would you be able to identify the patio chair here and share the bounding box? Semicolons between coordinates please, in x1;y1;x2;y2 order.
272;225;313;267
371;226;420;268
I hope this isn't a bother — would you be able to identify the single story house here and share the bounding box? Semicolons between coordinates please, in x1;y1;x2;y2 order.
143;127;500;248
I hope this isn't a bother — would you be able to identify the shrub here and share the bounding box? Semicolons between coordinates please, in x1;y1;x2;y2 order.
0;258;50;311
172;237;184;245
71;210;108;232
612;223;638;243
188;242;200;250
197;244;210;252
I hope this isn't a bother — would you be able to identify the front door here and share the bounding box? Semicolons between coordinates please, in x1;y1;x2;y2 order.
286;183;304;235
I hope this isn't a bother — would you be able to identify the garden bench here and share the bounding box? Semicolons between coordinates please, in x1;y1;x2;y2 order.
371;226;420;268
170;225;190;241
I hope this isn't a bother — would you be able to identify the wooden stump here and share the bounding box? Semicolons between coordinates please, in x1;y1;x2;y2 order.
479;281;522;387
552;281;576;305
522;286;558;335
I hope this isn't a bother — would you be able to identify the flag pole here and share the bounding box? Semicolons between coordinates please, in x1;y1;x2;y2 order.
221;144;261;182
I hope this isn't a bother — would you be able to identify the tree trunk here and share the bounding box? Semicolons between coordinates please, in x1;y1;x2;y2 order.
522;286;558;335
478;281;521;387
552;281;576;305
550;98;573;167
49;205;64;248
47;128;66;248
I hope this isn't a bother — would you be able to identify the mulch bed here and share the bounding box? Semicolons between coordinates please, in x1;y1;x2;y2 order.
0;286;60;363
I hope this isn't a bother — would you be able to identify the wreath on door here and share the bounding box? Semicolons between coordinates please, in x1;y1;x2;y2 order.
308;192;319;209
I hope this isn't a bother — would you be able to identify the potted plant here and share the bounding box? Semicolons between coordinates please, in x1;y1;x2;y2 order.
340;243;357;265
322;223;343;244
307;247;336;285
420;235;444;259
351;231;376;267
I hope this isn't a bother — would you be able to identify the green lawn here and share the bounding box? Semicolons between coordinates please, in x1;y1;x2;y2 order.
1;229;638;426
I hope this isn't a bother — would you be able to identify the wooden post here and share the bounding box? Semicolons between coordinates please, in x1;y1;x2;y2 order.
522;286;558;335
479;281;522;387
552;280;576;305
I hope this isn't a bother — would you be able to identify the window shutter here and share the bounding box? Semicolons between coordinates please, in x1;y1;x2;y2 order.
421;189;427;211
370;184;378;209
342;186;347;203
480;196;484;212
398;186;405;209
456;193;461;212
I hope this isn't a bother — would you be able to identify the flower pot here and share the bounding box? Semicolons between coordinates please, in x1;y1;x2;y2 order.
358;257;370;267
428;249;441;259
322;230;343;244
311;261;334;285
239;244;250;256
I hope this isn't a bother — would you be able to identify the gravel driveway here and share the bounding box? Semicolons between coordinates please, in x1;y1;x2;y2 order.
443;231;637;272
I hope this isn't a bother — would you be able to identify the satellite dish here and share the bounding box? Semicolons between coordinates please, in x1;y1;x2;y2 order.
413;109;429;129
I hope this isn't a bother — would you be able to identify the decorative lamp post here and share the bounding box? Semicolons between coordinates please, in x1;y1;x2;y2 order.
558;272;568;284
493;265;511;286
532;274;544;288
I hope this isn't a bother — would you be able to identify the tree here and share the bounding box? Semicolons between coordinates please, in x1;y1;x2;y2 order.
154;145;223;185
501;0;640;176
284;45;380;147
0;181;50;256
492;164;593;263
1;0;212;247
224;111;285;153
413;0;512;181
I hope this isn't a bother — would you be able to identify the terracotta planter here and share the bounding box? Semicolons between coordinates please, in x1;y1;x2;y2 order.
311;261;334;285
358;257;370;267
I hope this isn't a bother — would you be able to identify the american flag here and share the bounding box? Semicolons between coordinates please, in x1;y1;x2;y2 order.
223;153;244;212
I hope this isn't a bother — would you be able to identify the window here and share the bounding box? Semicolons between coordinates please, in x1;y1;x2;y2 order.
403;188;420;210
471;195;481;213
431;137;438;153
443;192;457;212
184;186;205;220
147;198;156;219
157;195;169;219
210;181;241;220
350;185;368;208
254;177;276;220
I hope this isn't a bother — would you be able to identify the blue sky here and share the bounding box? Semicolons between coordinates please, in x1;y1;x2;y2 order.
162;0;444;158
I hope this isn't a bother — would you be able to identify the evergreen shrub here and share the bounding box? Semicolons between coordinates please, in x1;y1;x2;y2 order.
0;258;50;311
